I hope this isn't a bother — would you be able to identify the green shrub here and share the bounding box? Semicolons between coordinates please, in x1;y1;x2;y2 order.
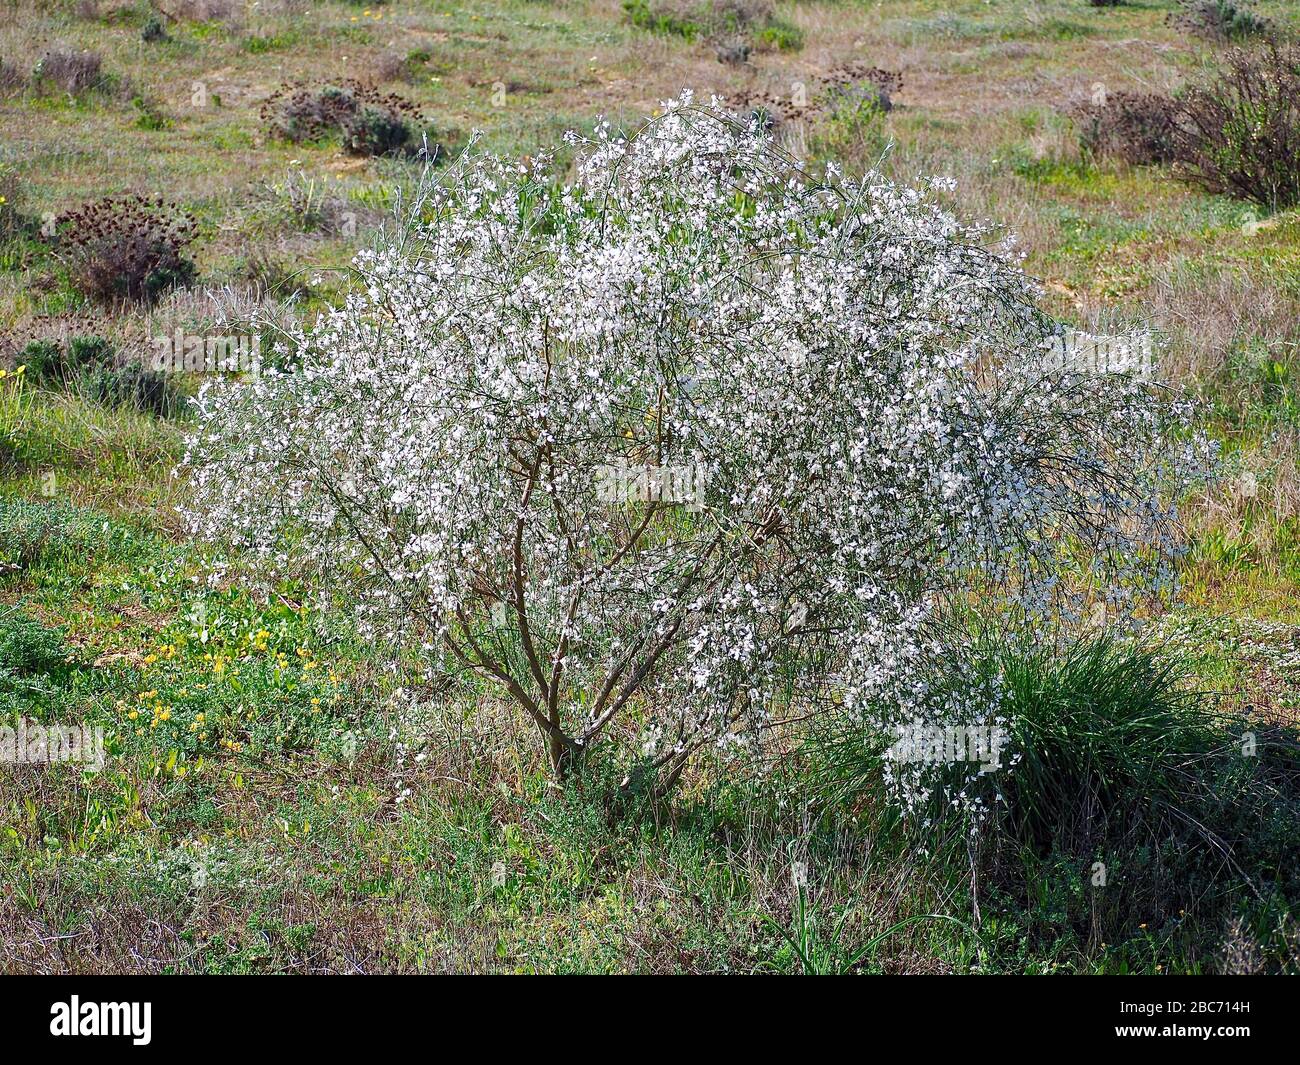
67;335;114;374
1070;91;1178;166
344;106;414;157
260;80;432;158
80;360;183;418
131;95;171;131
1170;0;1271;41
1173;39;1300;211
141;15;168;43
0;606;72;678
20;335;112;387
15;335;181;418
0;607;78;715
15;340;62;382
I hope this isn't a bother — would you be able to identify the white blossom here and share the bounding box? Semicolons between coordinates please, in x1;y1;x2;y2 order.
181;96;1209;804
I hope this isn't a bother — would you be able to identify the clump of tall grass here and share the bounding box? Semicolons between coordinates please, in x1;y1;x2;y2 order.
812;631;1300;965
31;49;116;96
971;637;1225;851
0;165;38;252
0;56;25;94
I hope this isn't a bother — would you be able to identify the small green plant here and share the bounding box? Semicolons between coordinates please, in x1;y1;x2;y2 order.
1194;527;1256;570
755;20;802;51
131;95;171;131
623;0;705;41
141;15;168;42
244;32;298;55
759;883;967;974
20;335;112;387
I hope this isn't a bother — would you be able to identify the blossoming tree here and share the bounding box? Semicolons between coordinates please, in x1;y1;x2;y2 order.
182;95;1202;801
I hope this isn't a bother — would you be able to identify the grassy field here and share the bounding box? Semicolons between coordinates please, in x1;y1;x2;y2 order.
2;0;1300;974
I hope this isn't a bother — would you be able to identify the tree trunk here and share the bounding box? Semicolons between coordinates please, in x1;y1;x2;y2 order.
548;731;583;780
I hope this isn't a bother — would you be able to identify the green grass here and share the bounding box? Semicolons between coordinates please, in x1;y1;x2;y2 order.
3;0;1300;974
